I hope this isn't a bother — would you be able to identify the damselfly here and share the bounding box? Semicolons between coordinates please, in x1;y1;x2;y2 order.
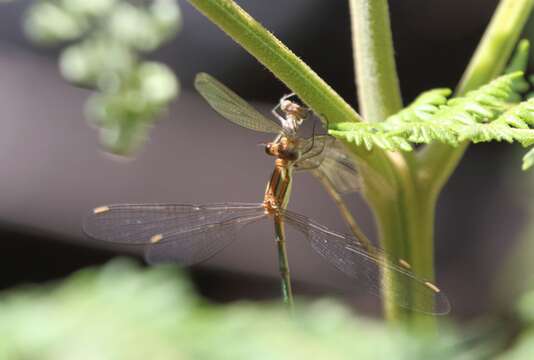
194;73;375;254
83;74;450;314
196;72;369;305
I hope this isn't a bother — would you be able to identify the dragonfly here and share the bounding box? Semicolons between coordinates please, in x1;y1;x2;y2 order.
83;74;450;315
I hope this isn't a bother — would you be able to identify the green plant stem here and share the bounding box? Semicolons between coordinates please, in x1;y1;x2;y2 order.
419;0;534;194
349;0;402;123
187;0;362;126
349;0;430;324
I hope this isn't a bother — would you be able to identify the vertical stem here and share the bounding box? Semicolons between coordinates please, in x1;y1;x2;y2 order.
349;0;402;122
365;192;407;319
349;0;428;325
274;215;294;310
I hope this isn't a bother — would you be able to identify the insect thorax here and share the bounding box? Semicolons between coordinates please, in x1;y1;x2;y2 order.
265;136;300;162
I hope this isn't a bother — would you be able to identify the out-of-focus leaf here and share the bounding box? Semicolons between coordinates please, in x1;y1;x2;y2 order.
24;0;181;155
0;259;469;360
497;290;534;359
24;2;87;44
108;2;162;51
497;328;534;360
60;39;135;86
61;0;117;17
138;62;179;104
150;0;183;39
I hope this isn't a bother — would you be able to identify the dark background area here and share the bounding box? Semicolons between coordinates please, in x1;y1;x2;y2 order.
0;0;530;320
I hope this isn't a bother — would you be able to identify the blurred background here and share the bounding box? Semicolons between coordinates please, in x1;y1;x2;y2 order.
0;0;531;322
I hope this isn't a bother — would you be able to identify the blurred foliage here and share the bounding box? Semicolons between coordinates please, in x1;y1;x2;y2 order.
23;0;181;154
497;166;534;305
0;258;481;360
497;291;534;359
494;165;534;359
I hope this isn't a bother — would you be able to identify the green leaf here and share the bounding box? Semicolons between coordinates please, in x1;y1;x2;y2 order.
0;259;466;359
329;73;534;170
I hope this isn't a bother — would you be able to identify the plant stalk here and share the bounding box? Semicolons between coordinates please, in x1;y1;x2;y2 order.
349;0;433;324
349;0;402;123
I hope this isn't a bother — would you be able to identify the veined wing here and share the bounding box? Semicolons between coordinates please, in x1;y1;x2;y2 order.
294;136;361;194
294;135;335;166
282;209;450;315
146;209;267;265
195;73;282;134
84;203;267;265
313;140;361;194
84;203;264;245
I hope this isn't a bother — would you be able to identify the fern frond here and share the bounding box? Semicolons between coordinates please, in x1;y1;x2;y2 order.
424;72;520;126
494;97;534;129
329;123;412;152
385;88;451;124
329;72;534;170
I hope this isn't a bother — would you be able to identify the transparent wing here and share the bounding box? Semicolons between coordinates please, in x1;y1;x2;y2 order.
84;203;267;266
282;209;450;315
312;141;361;194
195;73;282;134
294;135;335;167
146;211;267;265
83;203;264;245
295;137;361;194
